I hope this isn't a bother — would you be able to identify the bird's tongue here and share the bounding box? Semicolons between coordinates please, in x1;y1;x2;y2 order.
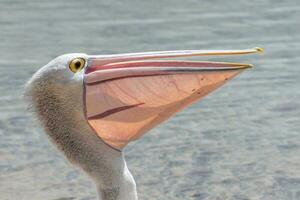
83;48;261;150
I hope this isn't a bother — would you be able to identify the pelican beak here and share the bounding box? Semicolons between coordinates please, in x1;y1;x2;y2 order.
83;47;263;150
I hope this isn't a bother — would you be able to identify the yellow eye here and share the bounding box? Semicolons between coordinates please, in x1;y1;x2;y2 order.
69;58;85;73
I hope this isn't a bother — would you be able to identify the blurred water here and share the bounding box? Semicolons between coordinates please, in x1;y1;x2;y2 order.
0;0;299;199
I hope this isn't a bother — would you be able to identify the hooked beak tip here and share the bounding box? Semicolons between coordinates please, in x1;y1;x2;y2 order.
255;47;264;54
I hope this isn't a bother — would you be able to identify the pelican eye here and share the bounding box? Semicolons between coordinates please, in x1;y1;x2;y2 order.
69;58;85;73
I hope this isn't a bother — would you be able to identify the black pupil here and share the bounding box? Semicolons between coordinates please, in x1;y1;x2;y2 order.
75;61;81;69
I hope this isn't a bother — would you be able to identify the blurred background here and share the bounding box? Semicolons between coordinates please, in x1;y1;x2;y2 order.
0;0;299;199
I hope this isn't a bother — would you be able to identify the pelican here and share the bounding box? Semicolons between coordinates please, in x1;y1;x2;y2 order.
25;47;262;200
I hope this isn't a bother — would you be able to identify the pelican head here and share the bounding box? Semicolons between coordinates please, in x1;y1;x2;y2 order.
25;48;262;200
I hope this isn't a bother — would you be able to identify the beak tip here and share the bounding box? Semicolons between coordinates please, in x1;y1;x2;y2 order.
248;64;254;68
255;47;264;54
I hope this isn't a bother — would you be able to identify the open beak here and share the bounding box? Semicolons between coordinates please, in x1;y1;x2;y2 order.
83;47;263;150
